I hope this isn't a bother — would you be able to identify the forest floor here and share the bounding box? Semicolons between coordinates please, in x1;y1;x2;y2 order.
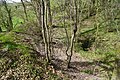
40;46;106;80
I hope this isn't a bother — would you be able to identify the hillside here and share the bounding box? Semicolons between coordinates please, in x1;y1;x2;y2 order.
0;0;120;80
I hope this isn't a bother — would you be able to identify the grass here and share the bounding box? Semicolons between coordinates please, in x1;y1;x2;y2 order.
12;16;24;27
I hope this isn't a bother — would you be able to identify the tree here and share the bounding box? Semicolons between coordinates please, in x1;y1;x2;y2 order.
21;0;28;21
2;0;13;31
44;0;53;58
66;0;78;68
41;0;51;63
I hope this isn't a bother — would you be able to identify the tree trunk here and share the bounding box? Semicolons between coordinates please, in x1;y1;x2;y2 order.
67;0;78;68
21;0;28;21
45;0;53;58
41;0;50;63
3;0;13;31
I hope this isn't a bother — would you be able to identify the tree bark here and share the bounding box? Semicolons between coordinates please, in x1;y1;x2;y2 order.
3;0;13;31
21;0;28;21
67;0;78;68
41;0;50;63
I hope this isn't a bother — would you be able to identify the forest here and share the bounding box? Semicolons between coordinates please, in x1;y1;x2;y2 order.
0;0;120;80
